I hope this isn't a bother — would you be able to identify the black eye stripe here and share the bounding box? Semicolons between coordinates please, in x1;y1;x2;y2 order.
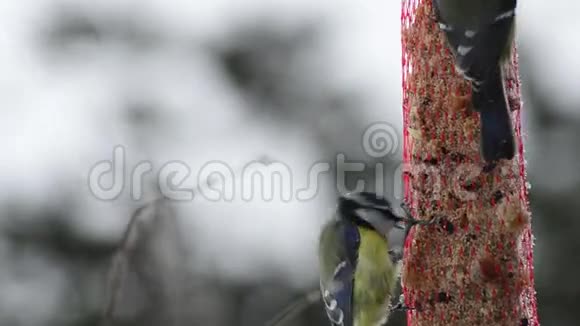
338;192;401;233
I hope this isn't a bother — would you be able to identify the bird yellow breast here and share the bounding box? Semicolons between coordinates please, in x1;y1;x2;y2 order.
353;227;397;326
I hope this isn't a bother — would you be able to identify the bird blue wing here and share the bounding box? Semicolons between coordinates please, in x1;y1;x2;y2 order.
321;221;359;326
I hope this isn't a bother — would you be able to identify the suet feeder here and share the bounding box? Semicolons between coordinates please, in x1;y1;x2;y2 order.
400;0;539;325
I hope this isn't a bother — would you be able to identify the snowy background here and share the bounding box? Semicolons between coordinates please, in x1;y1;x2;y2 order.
0;0;578;325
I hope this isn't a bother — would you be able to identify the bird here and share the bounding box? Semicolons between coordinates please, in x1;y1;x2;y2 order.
318;192;434;326
434;0;518;163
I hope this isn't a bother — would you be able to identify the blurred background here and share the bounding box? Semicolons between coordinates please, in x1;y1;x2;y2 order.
0;0;578;325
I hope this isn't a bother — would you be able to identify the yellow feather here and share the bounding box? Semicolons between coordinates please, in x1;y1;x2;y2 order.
353;227;398;326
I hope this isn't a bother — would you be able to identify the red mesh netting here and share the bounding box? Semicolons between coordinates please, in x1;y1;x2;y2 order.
400;0;539;325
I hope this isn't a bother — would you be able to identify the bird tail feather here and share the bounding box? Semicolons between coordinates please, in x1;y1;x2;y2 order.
471;65;515;162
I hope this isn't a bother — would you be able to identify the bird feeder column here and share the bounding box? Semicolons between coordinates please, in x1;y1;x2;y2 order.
400;0;539;325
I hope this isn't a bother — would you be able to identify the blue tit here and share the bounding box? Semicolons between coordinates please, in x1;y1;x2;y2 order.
434;0;517;163
318;192;432;326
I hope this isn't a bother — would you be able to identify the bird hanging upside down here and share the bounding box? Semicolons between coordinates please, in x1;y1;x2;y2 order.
434;0;518;163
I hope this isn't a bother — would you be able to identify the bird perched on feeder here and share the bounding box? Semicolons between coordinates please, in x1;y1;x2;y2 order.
434;0;517;163
318;192;435;326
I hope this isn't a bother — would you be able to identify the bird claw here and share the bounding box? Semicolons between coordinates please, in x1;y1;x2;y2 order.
392;303;415;312
400;201;412;218
391;295;416;312
388;248;404;262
